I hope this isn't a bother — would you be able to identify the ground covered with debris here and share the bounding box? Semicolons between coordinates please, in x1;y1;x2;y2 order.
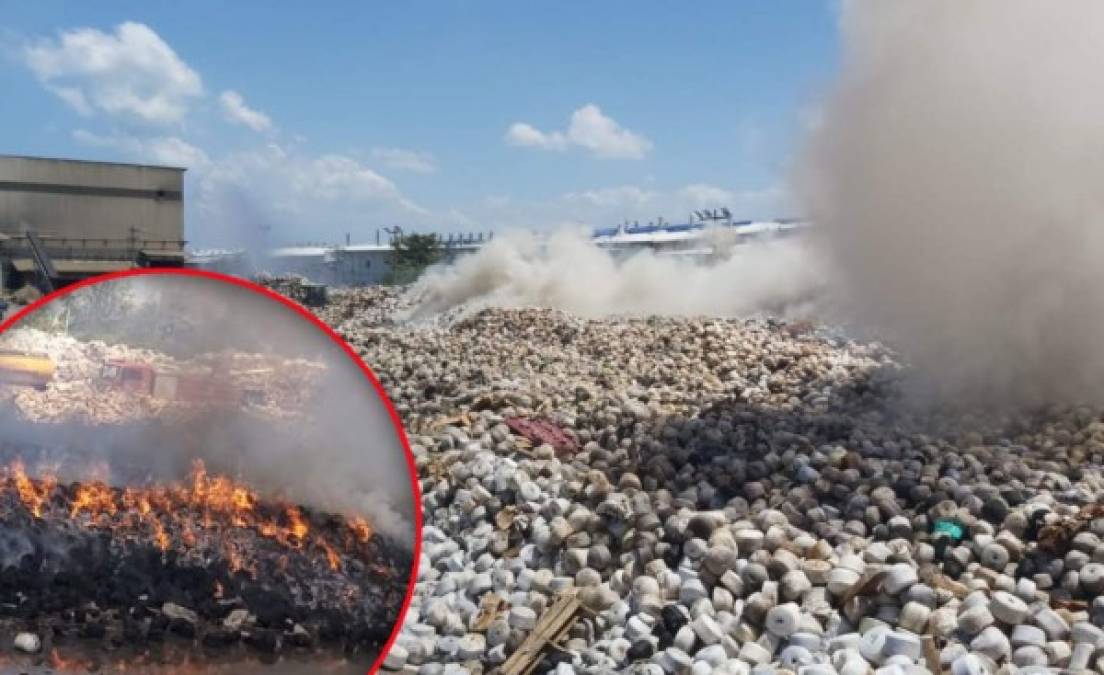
0;448;411;672
0;328;326;424
310;285;1104;675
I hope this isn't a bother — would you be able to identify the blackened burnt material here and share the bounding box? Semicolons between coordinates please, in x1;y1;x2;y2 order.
0;466;411;662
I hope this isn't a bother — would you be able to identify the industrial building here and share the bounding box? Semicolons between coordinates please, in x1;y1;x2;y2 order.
265;238;484;286
592;218;810;260
187;248;253;276
215;220;812;287
0;155;186;291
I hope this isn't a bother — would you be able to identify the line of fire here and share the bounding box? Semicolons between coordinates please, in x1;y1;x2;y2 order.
0;274;415;674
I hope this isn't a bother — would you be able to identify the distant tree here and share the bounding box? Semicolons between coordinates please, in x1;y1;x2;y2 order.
384;233;443;285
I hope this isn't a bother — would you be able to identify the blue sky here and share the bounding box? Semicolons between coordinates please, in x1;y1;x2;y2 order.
0;2;840;248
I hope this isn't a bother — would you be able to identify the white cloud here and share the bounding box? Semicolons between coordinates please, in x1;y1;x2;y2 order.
566;105;653;159
24;22;203;124
468;182;791;232
140;137;211;169
219;90;273;132
505;123;567;151
191;146;429;246
73;130;429;247
679;183;735;207
73;129;210;169
564;185;656;208
506;104;652;159
370;147;437;173
52;86;94;114
292;154;403;203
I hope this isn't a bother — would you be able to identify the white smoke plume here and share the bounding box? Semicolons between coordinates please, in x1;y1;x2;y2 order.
797;1;1104;406
404;228;824;321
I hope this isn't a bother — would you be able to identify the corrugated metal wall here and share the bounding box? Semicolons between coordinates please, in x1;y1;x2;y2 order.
0;155;184;253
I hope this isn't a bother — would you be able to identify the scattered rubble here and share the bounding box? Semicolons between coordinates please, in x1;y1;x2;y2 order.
0;328;326;424
289;285;1104;673
254;274;328;308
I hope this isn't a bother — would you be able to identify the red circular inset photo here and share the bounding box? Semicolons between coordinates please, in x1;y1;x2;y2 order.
0;268;421;675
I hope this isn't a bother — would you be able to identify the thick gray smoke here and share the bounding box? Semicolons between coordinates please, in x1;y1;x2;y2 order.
406;228;824;320
798;1;1104;406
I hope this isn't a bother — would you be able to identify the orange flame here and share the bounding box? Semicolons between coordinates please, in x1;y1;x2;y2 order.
70;481;118;518
1;459;376;578
286;506;309;541
349;516;374;543
48;648;79;670
182;523;197;548
152;518;170;551
10;460;53;517
318;537;341;571
33;649;356;674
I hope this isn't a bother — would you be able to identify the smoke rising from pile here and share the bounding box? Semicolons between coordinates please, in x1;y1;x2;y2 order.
798;1;1104;406
406;229;824;320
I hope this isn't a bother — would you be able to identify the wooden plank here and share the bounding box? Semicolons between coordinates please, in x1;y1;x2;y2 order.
838;569;889;607
519;597;578;674
921;635;944;675
472;592;507;632
929;572;969;599
499;593;583;675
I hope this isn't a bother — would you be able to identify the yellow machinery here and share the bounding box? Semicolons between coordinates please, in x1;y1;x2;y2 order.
0;350;55;389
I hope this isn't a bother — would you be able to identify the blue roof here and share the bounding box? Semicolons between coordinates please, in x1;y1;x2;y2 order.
591;219;808;239
593;221;705;237
662;223;698;233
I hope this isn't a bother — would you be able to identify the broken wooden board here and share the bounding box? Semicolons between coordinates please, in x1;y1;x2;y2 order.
497;591;584;675
928;572;969;599
495;506;519;530
431;412;473;430
472;592;508;632
921;635;944;675
838;569;889;608
509;436;537;459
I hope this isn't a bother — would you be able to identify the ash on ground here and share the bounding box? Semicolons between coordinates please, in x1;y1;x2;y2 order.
301;285;1104;675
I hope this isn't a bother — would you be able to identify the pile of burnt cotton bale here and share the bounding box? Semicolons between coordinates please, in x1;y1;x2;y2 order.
315;287;1104;675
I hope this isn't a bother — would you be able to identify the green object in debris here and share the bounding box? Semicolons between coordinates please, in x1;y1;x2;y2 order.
933;518;965;542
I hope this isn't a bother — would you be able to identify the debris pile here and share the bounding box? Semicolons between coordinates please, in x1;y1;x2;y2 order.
0;329;326;424
0;454;411;668
254;275;328;308
315;286;1104;675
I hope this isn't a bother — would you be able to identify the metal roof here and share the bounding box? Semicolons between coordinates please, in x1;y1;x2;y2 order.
592;220;809;245
188;248;247;258
0;153;187;172
268;246;332;257
141;249;187;261
11;258;137;274
340;244;392;252
269;241;484;257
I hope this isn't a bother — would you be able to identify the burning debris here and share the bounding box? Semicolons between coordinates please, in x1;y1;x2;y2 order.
0;273;418;673
0;454;410;669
